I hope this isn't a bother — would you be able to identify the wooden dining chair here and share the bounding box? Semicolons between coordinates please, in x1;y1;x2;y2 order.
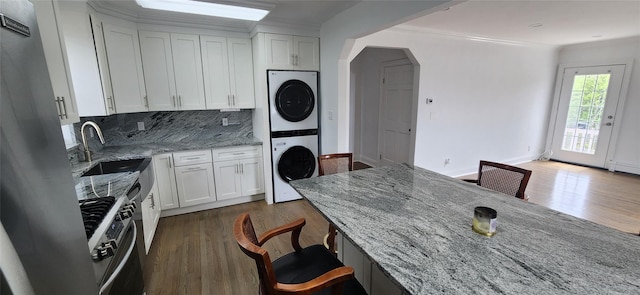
464;160;532;201
317;153;353;254
233;213;367;295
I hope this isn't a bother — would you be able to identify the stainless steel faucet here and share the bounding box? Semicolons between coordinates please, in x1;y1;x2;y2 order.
81;121;105;162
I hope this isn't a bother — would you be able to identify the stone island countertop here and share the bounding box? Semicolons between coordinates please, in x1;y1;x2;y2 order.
290;164;640;294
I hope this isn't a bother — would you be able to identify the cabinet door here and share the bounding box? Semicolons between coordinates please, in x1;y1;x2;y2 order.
265;33;293;70
213;161;242;200
139;31;177;111
153;154;179;210
228;38;255;108
239;158;264;196
143;182;161;254
175;163;216;207
201;36;231;109
33;0;80;124
293;36;319;71
89;14;115;115
102;23;148;113
170;33;206;110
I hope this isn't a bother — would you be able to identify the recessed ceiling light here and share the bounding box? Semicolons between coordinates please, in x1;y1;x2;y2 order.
135;0;270;21
529;23;543;28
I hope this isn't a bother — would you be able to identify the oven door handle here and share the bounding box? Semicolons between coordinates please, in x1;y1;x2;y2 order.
99;220;137;295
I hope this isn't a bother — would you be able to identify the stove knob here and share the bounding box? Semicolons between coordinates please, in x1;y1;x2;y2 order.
106;239;118;251
92;241;117;261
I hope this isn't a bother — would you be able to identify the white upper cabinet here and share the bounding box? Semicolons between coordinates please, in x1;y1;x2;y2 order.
201;36;255;109
293;36;320;71
170;33;206;110
102;23;148;113
33;0;80;125
140;31;205;111
264;33;319;71
139;31;176;111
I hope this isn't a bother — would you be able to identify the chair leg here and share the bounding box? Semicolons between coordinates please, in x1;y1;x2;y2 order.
327;224;337;256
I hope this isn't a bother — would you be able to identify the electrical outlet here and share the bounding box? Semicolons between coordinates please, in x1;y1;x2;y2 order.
222;118;229;126
137;122;145;131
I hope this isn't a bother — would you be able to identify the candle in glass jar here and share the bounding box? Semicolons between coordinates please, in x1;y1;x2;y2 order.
472;206;497;236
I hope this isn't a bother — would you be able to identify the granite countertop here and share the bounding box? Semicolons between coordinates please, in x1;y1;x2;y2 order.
290;164;640;294
71;136;261;200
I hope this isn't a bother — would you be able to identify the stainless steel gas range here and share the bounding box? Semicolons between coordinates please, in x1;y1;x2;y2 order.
77;158;154;294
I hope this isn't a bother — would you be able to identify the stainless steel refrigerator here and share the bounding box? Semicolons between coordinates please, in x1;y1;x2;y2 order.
1;0;98;293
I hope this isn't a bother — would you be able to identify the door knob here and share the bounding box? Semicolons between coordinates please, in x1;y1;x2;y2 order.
605;122;613;126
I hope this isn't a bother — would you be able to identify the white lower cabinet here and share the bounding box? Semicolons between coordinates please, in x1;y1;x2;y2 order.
153;153;179;210
212;146;264;200
173;150;216;207
141;182;161;254
152;146;263;216
337;231;402;295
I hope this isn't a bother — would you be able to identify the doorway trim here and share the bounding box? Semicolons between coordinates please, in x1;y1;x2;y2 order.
376;58;419;166
545;58;634;169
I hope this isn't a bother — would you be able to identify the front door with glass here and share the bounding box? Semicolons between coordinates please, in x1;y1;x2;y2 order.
550;65;626;167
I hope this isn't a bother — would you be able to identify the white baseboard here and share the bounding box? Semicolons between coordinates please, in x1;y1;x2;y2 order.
160;194;264;218
608;161;640;175
357;155;378;167
449;155;539;178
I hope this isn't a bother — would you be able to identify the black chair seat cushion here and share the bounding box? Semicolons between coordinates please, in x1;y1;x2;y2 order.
272;244;367;295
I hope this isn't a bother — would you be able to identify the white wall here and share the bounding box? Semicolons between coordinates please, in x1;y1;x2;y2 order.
319;0;452;154
349;28;559;176
557;37;640;174
351;48;409;165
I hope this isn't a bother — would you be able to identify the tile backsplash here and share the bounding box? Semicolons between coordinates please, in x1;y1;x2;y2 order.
74;110;253;152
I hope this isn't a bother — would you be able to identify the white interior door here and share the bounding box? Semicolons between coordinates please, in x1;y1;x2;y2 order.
378;61;414;166
550;65;625;167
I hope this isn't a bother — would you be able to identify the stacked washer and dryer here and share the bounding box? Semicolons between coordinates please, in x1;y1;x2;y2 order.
268;70;319;203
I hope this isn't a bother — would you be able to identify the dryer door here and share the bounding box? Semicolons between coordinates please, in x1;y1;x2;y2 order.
277;145;316;182
275;80;315;122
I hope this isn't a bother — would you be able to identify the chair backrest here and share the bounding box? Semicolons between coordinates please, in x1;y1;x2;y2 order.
318;153;353;176
477;160;532;199
233;213;276;295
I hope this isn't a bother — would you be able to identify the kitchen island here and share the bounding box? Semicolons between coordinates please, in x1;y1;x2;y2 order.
290;164;640;294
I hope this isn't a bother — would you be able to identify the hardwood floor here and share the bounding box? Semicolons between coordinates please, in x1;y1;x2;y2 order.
143;160;640;294
143;200;329;295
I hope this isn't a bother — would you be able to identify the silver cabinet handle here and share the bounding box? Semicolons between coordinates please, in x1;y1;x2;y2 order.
291;54;295;66
178;95;182;107
187;167;200;171
54;97;63;119
150;193;155;209
60;96;68;119
232;94;236;106
166;157;172;168
144;95;149;107
172;95;176;107
294;55;299;66
241;163;244;174
227;94;231;106
106;96;115;111
185;156;202;160
605;122;613;126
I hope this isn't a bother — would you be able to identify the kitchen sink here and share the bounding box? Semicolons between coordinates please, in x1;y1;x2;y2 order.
82;158;151;177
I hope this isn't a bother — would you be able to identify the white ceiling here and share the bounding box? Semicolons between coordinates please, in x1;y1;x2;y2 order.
89;0;640;46
89;0;360;32
398;0;640;46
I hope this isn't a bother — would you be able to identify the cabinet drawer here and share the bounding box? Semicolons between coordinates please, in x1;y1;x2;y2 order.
173;149;212;166
212;145;261;161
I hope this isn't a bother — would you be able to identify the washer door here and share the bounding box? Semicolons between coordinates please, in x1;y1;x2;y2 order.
278;146;316;182
275;79;315;122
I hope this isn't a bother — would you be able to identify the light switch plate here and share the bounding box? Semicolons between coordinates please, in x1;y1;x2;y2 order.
137;122;145;131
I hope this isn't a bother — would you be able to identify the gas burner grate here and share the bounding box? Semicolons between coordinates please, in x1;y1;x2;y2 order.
79;196;116;239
